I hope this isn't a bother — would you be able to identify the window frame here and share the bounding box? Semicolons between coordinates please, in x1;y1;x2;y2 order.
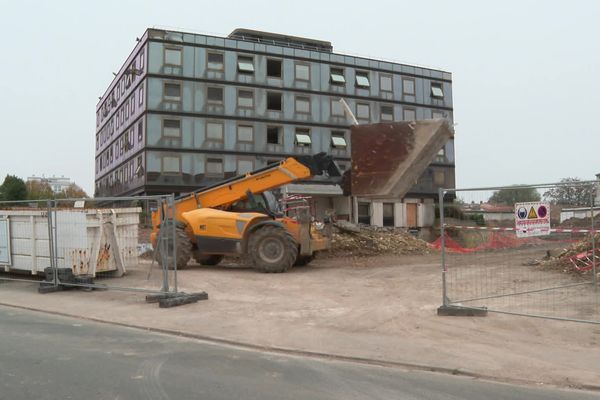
237;89;254;109
163;81;182;102
402;77;416;96
431;82;444;98
266;91;283;112
207;86;224;104
295;95;311;114
380;74;393;92
330;67;346;85
237;55;255;74
164;46;183;67
432;110;445;119
206;51;224;71
330;131;347;149
205;157;224;177
237;158;255;175
331;98;344;116
237;124;254;143
162;118;181;138
205;120;224;142
267;126;282;145
161;155;182;175
403;107;417;121
266;58;283;79
381;105;394;121
355;71;370;88
294;62;310;81
356;102;370;120
294;128;312;146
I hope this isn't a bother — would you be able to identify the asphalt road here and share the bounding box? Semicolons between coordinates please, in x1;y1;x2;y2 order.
0;306;597;400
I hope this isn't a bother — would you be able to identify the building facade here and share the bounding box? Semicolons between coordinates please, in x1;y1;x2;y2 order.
27;175;73;193
95;28;455;228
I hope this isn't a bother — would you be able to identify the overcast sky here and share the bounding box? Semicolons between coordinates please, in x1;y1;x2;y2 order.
1;0;598;195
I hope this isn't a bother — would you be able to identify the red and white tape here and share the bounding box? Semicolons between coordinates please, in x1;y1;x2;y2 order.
445;225;597;234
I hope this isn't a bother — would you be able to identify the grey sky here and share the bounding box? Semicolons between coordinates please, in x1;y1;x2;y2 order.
1;0;598;195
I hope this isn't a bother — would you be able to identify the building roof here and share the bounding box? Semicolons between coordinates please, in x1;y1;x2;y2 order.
228;28;333;52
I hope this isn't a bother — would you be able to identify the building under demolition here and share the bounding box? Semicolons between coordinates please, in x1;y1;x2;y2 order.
94;28;454;228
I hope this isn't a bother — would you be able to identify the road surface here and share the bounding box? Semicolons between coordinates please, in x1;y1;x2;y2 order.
0;305;595;400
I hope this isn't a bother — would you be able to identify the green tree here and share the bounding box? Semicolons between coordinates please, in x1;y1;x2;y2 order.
543;177;595;206
488;186;541;204
0;175;27;201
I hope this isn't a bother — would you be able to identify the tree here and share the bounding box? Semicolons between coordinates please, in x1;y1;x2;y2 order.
26;180;54;200
488;186;541;204
0;175;27;201
57;183;88;199
543;177;595;206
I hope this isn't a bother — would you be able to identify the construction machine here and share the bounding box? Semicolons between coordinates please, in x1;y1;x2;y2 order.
151;119;454;273
150;153;341;272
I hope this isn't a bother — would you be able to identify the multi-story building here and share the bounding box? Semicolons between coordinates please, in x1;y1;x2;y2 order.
27;175;73;193
95;28;454;228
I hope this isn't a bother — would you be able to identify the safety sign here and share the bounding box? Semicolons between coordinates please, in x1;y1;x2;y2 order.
514;202;550;238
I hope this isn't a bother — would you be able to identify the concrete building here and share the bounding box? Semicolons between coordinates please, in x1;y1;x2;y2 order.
27;175;72;194
94;28;455;228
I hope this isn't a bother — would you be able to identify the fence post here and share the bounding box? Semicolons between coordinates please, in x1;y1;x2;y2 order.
46;200;57;286
160;198;169;293
439;188;448;306
591;184;597;288
169;194;178;294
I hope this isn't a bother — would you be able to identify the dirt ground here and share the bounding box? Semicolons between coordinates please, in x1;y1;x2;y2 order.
1;248;600;390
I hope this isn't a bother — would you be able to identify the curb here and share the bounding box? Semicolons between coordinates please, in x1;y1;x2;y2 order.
1;301;599;393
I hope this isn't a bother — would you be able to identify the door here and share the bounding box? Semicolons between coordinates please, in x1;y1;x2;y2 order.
406;203;418;228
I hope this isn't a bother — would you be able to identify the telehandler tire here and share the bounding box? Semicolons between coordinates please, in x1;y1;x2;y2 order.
156;226;192;270
194;253;224;266
248;225;297;273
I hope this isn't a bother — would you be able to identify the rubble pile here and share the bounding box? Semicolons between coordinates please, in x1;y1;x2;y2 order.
538;233;600;275
326;221;432;257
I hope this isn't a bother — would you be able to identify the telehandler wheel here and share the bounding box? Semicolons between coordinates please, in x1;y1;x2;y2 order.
248;225;297;273
194;253;224;266
156;226;192;270
293;254;315;267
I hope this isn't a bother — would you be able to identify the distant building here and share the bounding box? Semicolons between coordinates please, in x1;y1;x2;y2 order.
95;28;455;228
463;203;514;223
27;176;72;193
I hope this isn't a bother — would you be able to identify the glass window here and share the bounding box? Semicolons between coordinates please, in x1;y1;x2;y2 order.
330;68;345;85
295;96;310;114
355;71;370;88
267;126;281;144
402;78;415;95
237;125;253;142
383;203;394;227
163;119;181;137
381;105;394;121
295;129;311;146
207;87;223;103
331;132;347;148
165;48;182;66
138;87;144;106
237;159;254;174
380;74;393;92
162;156;180;173
206;122;223;140
207;52;224;70
295;63;310;81
164;82;181;101
431;83;444;98
331;99;344;116
267;59;282;78
432;110;445;119
237;56;255;74
357;203;370;224
356;103;370;120
436;147;446;163
237;90;254;108
206;158;224;175
403;108;416;121
267;92;282;111
140;49;145;69
434;170;445;185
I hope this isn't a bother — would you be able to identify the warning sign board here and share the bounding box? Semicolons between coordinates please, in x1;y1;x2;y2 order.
515;202;550;238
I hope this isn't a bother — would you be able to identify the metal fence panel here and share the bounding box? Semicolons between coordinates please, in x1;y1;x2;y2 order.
439;181;600;324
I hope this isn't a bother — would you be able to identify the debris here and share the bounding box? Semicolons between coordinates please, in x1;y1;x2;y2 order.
538;233;600;275
325;221;431;257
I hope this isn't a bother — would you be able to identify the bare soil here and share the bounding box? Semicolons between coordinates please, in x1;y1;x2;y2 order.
1;248;600;389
